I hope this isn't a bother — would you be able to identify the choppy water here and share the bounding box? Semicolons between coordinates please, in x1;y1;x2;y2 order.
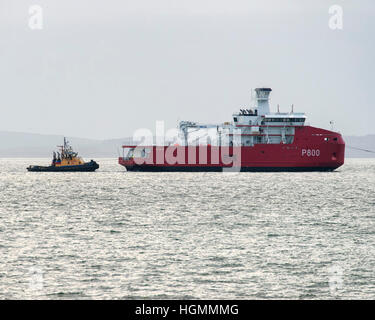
0;158;374;299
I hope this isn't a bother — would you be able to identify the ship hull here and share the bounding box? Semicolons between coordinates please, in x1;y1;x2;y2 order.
123;165;336;172
119;126;345;172
27;161;99;172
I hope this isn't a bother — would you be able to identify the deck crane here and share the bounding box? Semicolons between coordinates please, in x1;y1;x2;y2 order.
179;121;221;146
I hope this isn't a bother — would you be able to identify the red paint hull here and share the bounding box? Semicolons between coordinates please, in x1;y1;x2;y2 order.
118;126;345;172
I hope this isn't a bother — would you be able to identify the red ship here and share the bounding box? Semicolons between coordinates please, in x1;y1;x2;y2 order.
119;88;345;172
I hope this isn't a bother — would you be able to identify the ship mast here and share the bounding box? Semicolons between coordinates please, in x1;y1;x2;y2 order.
56;137;78;159
254;88;272;116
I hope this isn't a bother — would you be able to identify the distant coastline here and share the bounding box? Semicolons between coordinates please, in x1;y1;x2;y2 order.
0;131;374;158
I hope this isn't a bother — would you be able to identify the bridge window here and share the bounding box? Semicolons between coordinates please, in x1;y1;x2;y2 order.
265;118;305;122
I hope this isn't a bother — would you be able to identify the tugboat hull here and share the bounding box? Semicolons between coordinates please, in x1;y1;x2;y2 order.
27;161;99;172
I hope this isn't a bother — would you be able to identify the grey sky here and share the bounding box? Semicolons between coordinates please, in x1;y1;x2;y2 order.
0;0;374;139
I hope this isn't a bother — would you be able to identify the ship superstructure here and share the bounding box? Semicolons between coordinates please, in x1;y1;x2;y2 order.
178;88;306;147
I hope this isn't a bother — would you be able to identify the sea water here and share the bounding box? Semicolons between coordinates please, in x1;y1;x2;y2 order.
0;158;374;299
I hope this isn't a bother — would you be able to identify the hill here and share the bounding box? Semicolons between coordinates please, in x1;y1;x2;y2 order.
0;131;374;158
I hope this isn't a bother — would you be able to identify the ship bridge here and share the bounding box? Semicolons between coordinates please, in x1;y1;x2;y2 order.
264;113;306;123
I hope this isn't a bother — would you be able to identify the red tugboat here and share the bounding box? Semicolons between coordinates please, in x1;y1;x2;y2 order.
119;88;345;172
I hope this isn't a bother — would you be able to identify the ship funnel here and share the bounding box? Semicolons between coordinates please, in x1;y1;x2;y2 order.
255;88;272;116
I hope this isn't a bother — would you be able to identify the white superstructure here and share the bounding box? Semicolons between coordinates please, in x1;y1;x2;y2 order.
178;88;306;146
